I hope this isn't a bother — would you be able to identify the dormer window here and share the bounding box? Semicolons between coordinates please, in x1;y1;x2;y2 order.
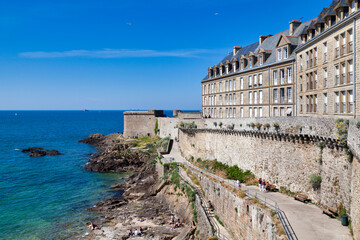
241;60;244;70
277;49;282;60
283;47;288;59
249;58;253;68
259;55;263;65
344;7;349;18
351;0;356;12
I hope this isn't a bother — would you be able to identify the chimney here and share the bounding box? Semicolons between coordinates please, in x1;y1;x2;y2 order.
259;35;268;45
290;20;302;36
233;46;242;55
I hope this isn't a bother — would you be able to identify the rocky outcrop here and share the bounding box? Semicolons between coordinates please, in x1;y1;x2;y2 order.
22;147;61;157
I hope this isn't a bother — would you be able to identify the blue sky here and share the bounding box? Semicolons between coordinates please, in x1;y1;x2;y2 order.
0;0;330;110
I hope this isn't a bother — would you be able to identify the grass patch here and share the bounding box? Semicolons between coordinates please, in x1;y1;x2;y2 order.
214;215;224;226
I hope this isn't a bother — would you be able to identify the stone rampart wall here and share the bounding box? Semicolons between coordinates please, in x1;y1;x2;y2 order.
179;129;355;219
203;116;338;139
180;166;281;240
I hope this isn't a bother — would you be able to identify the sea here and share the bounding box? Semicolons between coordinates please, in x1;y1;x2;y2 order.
0;110;173;240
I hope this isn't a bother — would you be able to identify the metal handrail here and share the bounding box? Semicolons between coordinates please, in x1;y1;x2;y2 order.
181;160;298;240
177;165;229;240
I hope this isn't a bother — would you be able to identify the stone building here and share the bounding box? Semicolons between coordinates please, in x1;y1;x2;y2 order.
202;0;360;119
296;0;359;118
201;20;312;119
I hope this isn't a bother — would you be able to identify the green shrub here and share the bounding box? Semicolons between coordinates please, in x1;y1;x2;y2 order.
273;122;280;129
219;122;223;128
317;141;325;149
335;118;349;145
214;122;218;127
154;119;159;135
356;121;360;129
309;174;322;190
215;215;224;226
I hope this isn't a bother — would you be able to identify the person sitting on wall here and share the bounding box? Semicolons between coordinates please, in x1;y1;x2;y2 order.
128;229;134;236
173;219;182;229
258;178;262;191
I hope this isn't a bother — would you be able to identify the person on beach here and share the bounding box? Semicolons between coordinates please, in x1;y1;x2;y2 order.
128;229;134;236
258;178;262;191
88;221;98;231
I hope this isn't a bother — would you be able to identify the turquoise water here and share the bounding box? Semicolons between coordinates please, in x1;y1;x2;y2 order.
0;111;143;239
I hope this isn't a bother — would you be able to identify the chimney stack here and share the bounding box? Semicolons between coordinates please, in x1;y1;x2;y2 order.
259;35;269;45
233;46;242;55
290;20;302;36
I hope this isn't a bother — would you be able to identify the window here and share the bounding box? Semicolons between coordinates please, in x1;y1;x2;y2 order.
349;90;354;113
240;107;244;118
220;95;222;105
277;49;282;60
225;94;228;105
249;107;253;117
226;80;229;91
300;96;303;112
314;48;318;65
219;108;222;118
233;79;236;90
214;96;216;105
259;74;263;87
342;62;346;84
254;75;258;86
233;108;236;118
323;68;328;88
249;91;253;104
240;78;244;89
280;69;285;84
280;88;285;103
335;36;340;57
323;93;328;113
283;47;288;59
214;108;217;118
335;92;340;113
226;108;229;118
254;107;258;117
229;108;233;118
259;107;263;117
342;33;346;55
342;91;346;113
204;96;207;105
254;91;257;104
259;55;263;65
249;76;253;88
349;29;354;53
280;107;285;116
287;88;292;103
299;55;303;71
306;52;309;68
259;90;263;104
219;82;222;92
335;65;340;86
229;94;232;105
240;93;244;104
229;80;232;91
349;60;354;83
274;107;278;116
314;71;318;89
287;68;292;83
214;83;217;93
249;58;253;68
233;93;236;105
273;71;278;85
323;42;328;62
203;85;206;94
208;84;210;94
273;89;278;103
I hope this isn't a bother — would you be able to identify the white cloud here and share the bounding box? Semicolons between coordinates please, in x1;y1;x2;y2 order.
19;48;219;59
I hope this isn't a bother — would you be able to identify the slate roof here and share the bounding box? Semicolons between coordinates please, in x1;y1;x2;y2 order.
202;20;312;81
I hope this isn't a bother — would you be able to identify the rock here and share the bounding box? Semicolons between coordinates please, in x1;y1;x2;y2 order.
22;147;62;157
22;147;44;153
46;150;61;156
29;151;47;157
79;133;106;147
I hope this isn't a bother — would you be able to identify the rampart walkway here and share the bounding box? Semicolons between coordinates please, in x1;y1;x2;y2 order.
163;141;352;240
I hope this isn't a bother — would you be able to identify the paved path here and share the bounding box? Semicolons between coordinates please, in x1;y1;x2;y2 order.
163;141;352;240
